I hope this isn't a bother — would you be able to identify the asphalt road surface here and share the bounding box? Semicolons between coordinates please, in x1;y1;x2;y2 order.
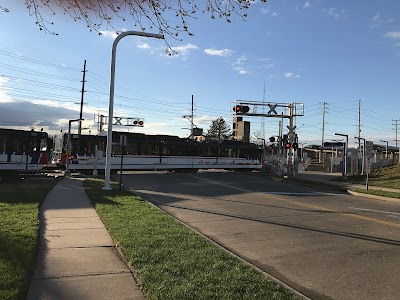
121;170;400;300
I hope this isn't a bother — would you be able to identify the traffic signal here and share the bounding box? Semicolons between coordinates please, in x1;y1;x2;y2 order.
269;136;275;143
285;142;291;149
133;119;144;127
233;105;250;114
292;142;299;150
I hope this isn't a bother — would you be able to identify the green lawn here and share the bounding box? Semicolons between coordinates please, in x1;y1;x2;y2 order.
85;178;299;300
0;178;59;300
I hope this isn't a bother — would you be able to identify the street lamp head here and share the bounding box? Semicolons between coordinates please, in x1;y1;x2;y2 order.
70;118;84;123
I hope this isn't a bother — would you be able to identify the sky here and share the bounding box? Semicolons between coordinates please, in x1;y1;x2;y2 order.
0;0;399;148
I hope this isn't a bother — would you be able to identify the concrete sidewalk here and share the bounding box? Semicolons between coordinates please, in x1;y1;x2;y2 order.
27;178;144;300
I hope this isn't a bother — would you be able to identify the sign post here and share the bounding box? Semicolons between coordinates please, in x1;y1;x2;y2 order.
119;135;127;192
365;141;373;191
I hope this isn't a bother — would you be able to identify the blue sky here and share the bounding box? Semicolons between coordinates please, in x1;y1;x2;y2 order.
0;0;399;147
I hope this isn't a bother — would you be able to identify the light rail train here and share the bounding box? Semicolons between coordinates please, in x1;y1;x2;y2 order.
0;128;263;173
0;128;51;171
60;131;263;173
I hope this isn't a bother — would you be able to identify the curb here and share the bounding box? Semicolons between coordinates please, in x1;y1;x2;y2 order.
347;189;400;203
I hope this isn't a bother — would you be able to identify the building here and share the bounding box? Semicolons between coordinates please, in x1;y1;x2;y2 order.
232;117;250;142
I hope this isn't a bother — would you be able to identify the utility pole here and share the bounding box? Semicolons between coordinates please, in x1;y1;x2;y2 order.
358;99;361;173
183;95;195;139
261;81;265;141
191;95;194;138
393;119;399;147
320;101;328;162
393;119;399;164
78;60;87;135
358;99;361;145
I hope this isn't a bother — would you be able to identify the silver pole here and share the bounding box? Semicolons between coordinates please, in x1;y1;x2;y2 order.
345;135;348;178
335;133;348;179
65;119;83;177
103;31;164;190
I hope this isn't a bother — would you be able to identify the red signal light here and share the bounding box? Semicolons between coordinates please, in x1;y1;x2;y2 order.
234;105;250;114
139;120;144;126
285;143;291;149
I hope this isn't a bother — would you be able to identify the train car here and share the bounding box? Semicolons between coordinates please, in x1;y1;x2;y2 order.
0;128;51;171
61;132;263;172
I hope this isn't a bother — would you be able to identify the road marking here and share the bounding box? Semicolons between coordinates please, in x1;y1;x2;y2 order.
348;207;400;216
187;174;400;229
262;192;341;196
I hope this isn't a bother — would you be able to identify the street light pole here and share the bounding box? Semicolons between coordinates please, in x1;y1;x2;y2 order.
355;137;366;175
65;118;84;177
300;143;307;162
335;133;348;179
103;31;164;190
380;140;388;160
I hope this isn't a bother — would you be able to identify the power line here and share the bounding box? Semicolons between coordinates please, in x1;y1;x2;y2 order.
0;49;81;71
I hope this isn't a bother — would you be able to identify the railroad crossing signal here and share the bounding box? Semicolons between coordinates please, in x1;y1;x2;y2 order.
130;119;144;127
127;118;144;127
106;116;144;127
233;105;250;114
231;101;304;118
287;125;297;140
114;117;123;125
267;104;278;115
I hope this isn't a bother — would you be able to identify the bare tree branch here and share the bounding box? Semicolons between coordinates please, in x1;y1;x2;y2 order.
3;0;266;46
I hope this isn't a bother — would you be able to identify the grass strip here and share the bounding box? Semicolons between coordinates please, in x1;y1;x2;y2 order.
85;178;299;300
351;189;400;200
335;164;400;189
0;178;60;300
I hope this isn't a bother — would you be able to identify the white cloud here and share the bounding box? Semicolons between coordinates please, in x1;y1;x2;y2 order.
284;72;300;79
285;72;294;78
99;30;118;39
99;28;127;39
204;48;234;57
232;55;250;75
0;77;14;103
138;43;151;49
0;77;9;85
169;43;198;57
324;8;346;19
303;1;311;8
260;7;278;16
372;12;380;22
385;32;400;39
194;115;216;127
235;55;246;65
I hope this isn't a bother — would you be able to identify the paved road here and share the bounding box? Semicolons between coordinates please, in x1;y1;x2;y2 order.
122;170;400;300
